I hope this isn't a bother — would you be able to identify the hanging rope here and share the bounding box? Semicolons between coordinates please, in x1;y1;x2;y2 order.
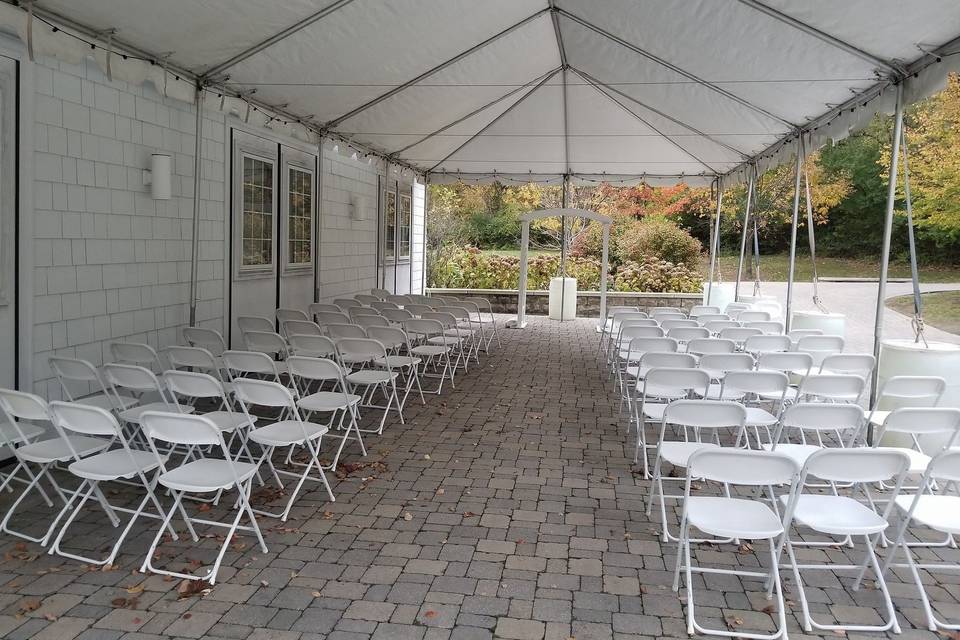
24;1;35;62
802;135;828;313
900;127;927;347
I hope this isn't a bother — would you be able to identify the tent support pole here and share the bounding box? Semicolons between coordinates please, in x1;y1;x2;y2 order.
870;83;905;410
706;179;723;305
784;136;804;333
734;167;756;301
514;221;531;329
188;84;204;326
599;223;610;328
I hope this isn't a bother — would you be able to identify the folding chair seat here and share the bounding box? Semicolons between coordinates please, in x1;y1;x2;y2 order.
287;356;365;472
403;318;455;394
674;448;798;640
238;315;275;336
110;342;162;371
102;363;189;425
138;411;266;584
47;401;170;566
49;356;139;412
0;390;111;545
276;308;309;326
233;378;335;521
646;400;747;542
777;448;909;634
883;449;960;631
863;375;945;435
366;326;425;409
281;319;323;338
309;302;343;318
764;403;864;469
334;297;362;309
337;338;403;434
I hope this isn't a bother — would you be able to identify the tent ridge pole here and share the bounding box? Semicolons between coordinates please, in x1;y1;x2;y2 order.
784;134;805;332
324;7;551;129
871;82;905;407
427;68;561;172
548;0;568;67
558;8;796;128
201;0;359;80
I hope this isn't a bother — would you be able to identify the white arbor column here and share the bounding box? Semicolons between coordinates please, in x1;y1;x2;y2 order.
599;222;610;325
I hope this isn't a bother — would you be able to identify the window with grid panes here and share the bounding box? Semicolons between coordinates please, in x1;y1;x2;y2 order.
241;155;274;268
287;166;313;267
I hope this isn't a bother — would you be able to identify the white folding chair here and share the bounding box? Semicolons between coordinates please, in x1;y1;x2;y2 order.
233;378;335;521
243;331;291;370
649;307;683;318
404;303;434;317
281;319;323;338
757;351;814;403
102;363;189;427
797;373;866;405
334;298;362;309
611;325;666;385
724;302;751;317
237;315;275;336
737;310;771;323
819;353;875;378
355;293;380;305
288;333;338;359
647;399;746;541
666;326;709;348
764;403;864;469
719;326;762;350
403;318;455;394
49;356;138;412
777;448;910;634
380;308;414;325
110;342;162;371
745;320;784;335
882;449;960;632
366;325;425;409
788;328;823;346
632;366;706;480
600;311;649;361
371;300;399;313
435;306;481;366
688;305;720;318
675;448;798;640
0;390;111;545
222;350;286;386
183;326;228;359
702;320;741;335
47;401;170;566
660;319;699;332
287;356;365;472
796;334;845;368
164;345;233;399
370;288;391;300
422;311;467;372
309;303;343;318
871;407;960;481
336;338;403;434
356;315;391;330
744;334;791;356
718;370;788;446
139;411;266;584
349;306;382;321
686;337;736;357
698;353;754;400
276;308;309;326
863;375;946;442
326;323;368;344
315;311;352;326
464;297;502;350
695;313;731;325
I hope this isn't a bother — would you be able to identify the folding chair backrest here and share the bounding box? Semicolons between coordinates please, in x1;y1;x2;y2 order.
422;311;456;328
612;312;649;327
371;301;399;312
326;323;367;340
371;288;391;300
618;326;664;344
649;307;682;316
309;303;342;316
141;411;221;446
643;367;710;397
163;370;226;400
356;315;391;329
243;331;289;357
724;302;751;315
744;334;791;354
744;321;784;335
720;370;788;399
757;351;813;376
287;356;346;383
799;373;864;401
638;351;695;369
874;375;946;408
381;308;414;323
703;320;741;334
737;310;771;323
803;448;910;484
403;318;444;338
349;306;381;320
627;337;678;358
619;318;659;330
102;363;165;395
386;295;411;306
222;350;282;377
50;355;101;384
780;402;864;433
927;449;960;483
436;306;469;321
110;342;160;368
336;337;387;362
699;353;755;375
688;449;797;487
315;311;351;325
183;326;227;356
820;353;875;377
660;319;698;332
334;298;362;309
880;407;960;437
282;320;322;337
287;334;337;358
788;329;823;342
165;345;219;370
276;308;309;324
686;338;736;356
797;334;844;356
0;388;49;421
662;399;745;429
238;315;275;334
49;401;120;438
666;327;709;342
688;305;720;318
607;305;640;318
719;327;763;344
232;376;297;409
355;294;380;305
405;303;434;317
695;313;730;325
366;326;408;350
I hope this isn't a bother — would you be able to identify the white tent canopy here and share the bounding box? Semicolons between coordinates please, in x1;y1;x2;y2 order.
6;0;960;186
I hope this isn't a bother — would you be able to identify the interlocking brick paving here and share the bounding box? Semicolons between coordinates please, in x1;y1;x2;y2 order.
0;316;955;639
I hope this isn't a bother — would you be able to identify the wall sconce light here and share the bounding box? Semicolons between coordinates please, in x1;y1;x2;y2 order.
143;153;171;200
350;193;367;221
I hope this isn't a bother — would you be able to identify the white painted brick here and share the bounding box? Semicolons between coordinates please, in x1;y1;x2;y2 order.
90;110;116;138
62;101;90;133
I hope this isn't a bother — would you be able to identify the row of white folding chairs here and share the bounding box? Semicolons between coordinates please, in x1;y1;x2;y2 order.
643;399;960;637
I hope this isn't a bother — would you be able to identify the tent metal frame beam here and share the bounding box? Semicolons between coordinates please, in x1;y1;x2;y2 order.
200;0;358;80
428;67;562;172
570;66;751;161
389;66;561;156
548;1;567;67
570;67;719;175
734;0;902;76
430;172;713;181
557;8;797;129
323;7;551;129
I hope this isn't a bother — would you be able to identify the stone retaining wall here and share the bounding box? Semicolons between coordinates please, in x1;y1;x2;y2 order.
426;288;703;317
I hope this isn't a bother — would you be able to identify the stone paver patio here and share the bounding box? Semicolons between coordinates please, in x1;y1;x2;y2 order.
0;316;957;640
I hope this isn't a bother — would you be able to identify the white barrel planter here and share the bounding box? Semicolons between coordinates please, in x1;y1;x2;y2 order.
791;310;846;338
878;339;960;451
548;277;577;320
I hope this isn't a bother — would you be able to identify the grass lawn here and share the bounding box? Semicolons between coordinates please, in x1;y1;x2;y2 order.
706;253;960;283
888;290;960;335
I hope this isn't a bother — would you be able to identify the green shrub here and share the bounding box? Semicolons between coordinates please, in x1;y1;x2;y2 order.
612;258;703;293
615;217;702;269
526;254;602;290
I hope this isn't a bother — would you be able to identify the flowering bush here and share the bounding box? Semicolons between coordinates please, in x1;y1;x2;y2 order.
430;247;701;293
615;216;702;269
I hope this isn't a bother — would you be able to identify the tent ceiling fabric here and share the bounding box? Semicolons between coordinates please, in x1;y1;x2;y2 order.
28;0;960;185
